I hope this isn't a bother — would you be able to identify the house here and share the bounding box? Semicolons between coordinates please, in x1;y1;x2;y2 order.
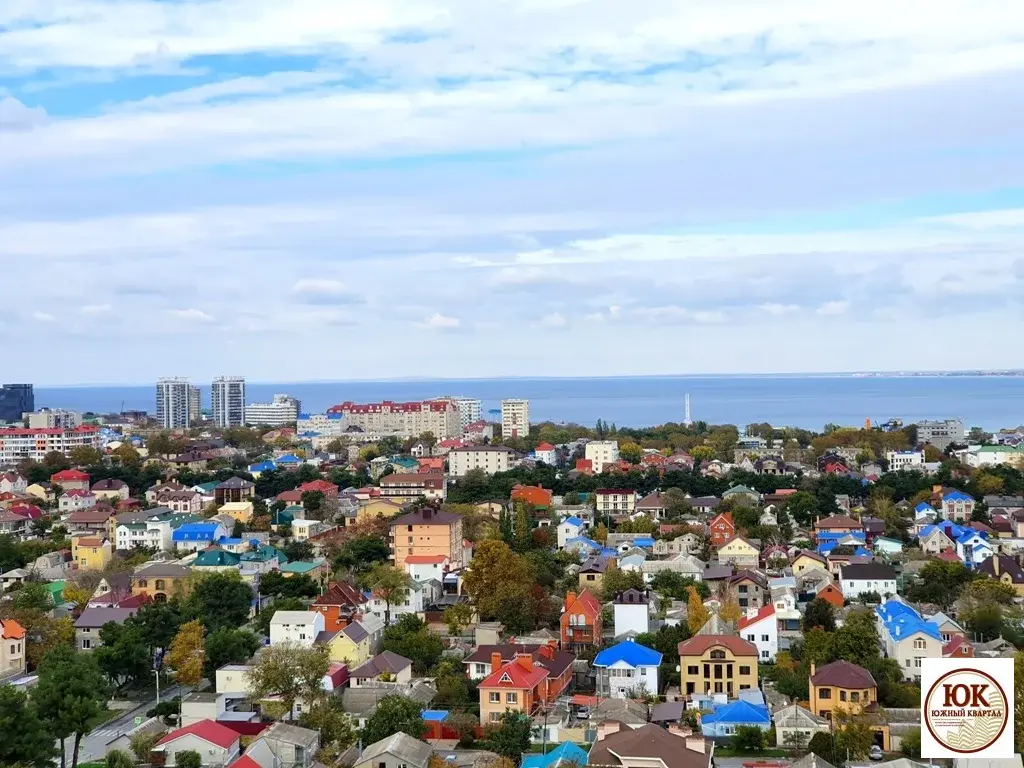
588;723;711;768
943;635;975;659
730;570;768;609
0;509;30;537
0;568;29;591
60;490;97;514
594;489;637;519
270;611;325;647
886;449;924;471
365;578;440;624
91;478;129;501
701;699;772;738
349;651;413;686
533;442;558;465
25;482;55;502
447;446;516;476
280;559;327;581
172;521;228;551
955;530;993;567
71;536;113;570
557;516;586;549
402;554;448;584
156;490;204;515
354;498;404;524
132;562;190;602
477;645;574;725
214;477;255;505
511;484;553;511
51;469;90;492
75;606;138;651
977;555;1024;596
876;600;943;681
0;472;27;495
153;720;241;766
792;550;828;574
708;512;734;548
297;479;339;499
773;705;830;747
840;562;896;600
873;536;904;556
522;742;589;768
809;660;876;720
677;635;758;697
942;490;975;522
379;473;446;503
593;641;662;698
635;491;668;520
613;589;650;637
723;485;760;505
920;524;957;554
717;536;759;569
218;501;254;524
353;733;431;768
389;507;464;567
738;604;778;662
560;590;602;651
813;515;863;538
239;722;321;768
0;619;26;678
323;619;380;666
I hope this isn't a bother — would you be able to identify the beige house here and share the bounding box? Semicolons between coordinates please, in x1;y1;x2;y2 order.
717;536;760;568
920;528;955;554
389;507;464;566
153;721;241;766
91;479;130;501
677;635;758;697
218;501;253;523
447;446;516;476
595;489;637;519
0;619;26;679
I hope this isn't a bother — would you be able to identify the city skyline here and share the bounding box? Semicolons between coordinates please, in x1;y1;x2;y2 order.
3;3;1024;381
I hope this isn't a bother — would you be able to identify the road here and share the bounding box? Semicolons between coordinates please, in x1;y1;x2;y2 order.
64;683;190;765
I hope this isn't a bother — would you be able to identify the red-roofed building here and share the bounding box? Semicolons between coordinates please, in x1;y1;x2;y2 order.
0;618;26;675
312;582;366;633
737;604;778;662
511;484;553;510
709;512;735;548
560;589;602;651
51;469;90;491
936;550;962;563
477;645;571;725
943;635;975;658
275;489;304;505
297;479;339;499
677;635;759;697
574;458;593;474
418;457;444;473
0;426;100;463
154;720;241;766
815;582;845;608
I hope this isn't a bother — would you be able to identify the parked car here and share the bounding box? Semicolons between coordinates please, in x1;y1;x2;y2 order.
869;745;884;761
575;706;591;720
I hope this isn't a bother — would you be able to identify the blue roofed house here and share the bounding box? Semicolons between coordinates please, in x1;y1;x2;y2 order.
247;460;277;478
274;454;302;468
171;521;227;552
522;742;589;768
955;530;993;568
919;521;967;555
557;516;586;549
876;598;943;681
564;537;601;557
873;536;904;556
700;699;771;739
942;490;975;523
593;641;662;699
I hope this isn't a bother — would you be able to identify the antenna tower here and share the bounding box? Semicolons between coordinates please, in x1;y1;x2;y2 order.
684;393;692;427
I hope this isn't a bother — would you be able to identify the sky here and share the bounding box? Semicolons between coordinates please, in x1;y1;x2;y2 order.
3;1;1024;384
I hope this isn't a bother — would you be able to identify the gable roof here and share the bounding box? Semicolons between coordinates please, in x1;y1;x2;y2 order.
479;657;548;689
811;660;876;689
564;589;601;619
587;723;710;768
814;514;863;529
0;618;25;639
358;733;431;768
157;720;240;750
678;635;758;657
737;604;776;630
978;555;1024;583
350;651;413;678
521;742;589;768
594;641;662;668
702;699;771;726
74;606;138;628
839;563;896;581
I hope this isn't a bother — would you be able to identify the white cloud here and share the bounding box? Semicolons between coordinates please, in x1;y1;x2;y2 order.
923;208;1024;229
539;312;568;328
291;278;362;305
167;308;214;322
81;303;112;315
760;303;800;315
32;311;55;323
693;310;726;324
417;312;460;330
816;300;851;316
0;97;48;130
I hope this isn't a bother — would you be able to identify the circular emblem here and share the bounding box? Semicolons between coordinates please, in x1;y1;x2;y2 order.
924;668;1009;753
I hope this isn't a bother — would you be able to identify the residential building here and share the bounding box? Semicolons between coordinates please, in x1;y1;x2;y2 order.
477;645;572;725
701;699;772;738
917;418;965;451
956;530;994;567
977;555;1024;596
809;660;876;719
75;606;137;651
677;635;759;697
588;723;712;768
350;651;413;686
709;512;735;548
189;385;202;423
579;555;615;591
500;398;530;438
320;399;461;439
218;501;254;524
379;473;446;503
0;384;33;423
876;600;944;681
211;376;246;428
132;562;190;602
0;425;101;462
594;641;661;698
72;536;113;570
942;489;976;522
534;442;557;465
26;409;82;429
269;611;325;647
840;562;896;599
60;489;97;514
613;588;650;637
156;377;192;429
886;449;925;471
738;605;778;662
773;705;830;747
155;489;203;515
448;446;516;476
172;521;228;551
717;537;759;569
522;743;589;768
353;733;432;768
0;619;26;678
450;397;482;429
560;590;602;651
557;516;586;549
322;619;382;666
723;484;760;505
595;488;637;519
67;507;111;535
389;506;464;566
813;514;863;537
153;720;241;767
92;478;129;502
215;476;255;505
245;394;301;426
511;484;553;511
586;441;620;474
52;468;90;491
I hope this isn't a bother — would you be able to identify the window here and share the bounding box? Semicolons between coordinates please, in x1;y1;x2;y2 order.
739;666;750;676
489;712;502;723
475;664;486;675
82;639;91;649
905;659;911;667
688;666;699;675
761;634;769;642
840;690;847;701
914;639;926;650
710;650;726;660
506;693;517;704
489;692;500;703
819;688;831;699
738;585;747;593
761;651;769;658
851;692;860;702
746;634;755;641
155;580;166;590
138;579;148;588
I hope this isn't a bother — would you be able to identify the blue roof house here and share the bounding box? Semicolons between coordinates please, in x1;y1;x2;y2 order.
955;530;993;568
593;641;662;699
876;598;944;680
522;742;589;768
274;454;302;468
942;489;976;523
564;536;601;557
171;521;227;552
914;502;936;519
700;699;771;738
248;460;277;477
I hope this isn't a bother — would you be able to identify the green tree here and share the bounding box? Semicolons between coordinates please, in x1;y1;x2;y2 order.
380;615;445;674
1015;651;1024;754
601;568;646;596
731;725;766;752
301;490;325;516
129;731;162;764
443;603;474;636
182;572;254;632
298;698;355;759
166;620;205;688
0;684;57;768
281;540;315;562
363;563;413;626
485;710;532;760
899;727;921;758
831;608;881;668
204;628;261;680
95;622;151;688
246;644;330;720
259;571;319;599
69;445;104;466
801;627;834;668
112;444;141;466
619;441;643;464
649;572;709;600
175;750;202;768
335;535;391;573
783;491;819;527
807;733;837;762
360;695;426;746
33;645;109;768
126;601;182;652
802;598;836;632
462;540;534;622
104;749;136;768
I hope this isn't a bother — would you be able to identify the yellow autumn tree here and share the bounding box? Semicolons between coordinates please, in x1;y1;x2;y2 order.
687;586;710;634
720;595;742;623
166;619;206;687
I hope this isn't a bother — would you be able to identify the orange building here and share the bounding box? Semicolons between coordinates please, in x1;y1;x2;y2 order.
477;646;573;725
560;590;602;651
511;485;553;510
709;512;735;548
389;506;464;566
815;583;845;608
312;582;367;632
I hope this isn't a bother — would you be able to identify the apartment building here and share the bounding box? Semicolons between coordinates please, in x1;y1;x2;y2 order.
450;397;482;428
156;378;192;429
0;384;33;424
322;399;461;438
211;376;246;428
886;450;925;471
0;425;101;462
389;507;464;566
594;489;637;519
500;399;530;438
916;419;965;451
585;441;620;473
378;473;446;503
26;409;82;429
448;446;516;476
245;394;300;426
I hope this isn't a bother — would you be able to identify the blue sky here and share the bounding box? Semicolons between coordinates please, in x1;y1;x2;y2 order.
2;1;1024;384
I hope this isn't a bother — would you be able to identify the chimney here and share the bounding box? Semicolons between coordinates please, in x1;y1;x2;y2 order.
565;591;576;609
993;556;1000;576
490;652;502;672
422;507;432;519
685;737;706;754
810;662;816;677
516;654;533;671
539;644;554;660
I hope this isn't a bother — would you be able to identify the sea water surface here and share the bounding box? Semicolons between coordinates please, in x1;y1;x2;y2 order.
34;376;1024;431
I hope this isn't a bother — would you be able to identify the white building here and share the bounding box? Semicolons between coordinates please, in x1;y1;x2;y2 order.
500;399;530;439
211;376;246;428
404;554;449;582
320;399;461;439
156;377;192;429
739;605;778;662
613;588;650;637
245;394;300;426
448;446;516;476
557;516;586;549
595;489;637;518
593;641;661;699
886;449;925;471
585;441;620;473
534;442;558;466
962;444;1024;467
366;579;441;624
451;397;482;428
955;531;993;566
269;611;325;647
917;419;965;450
26;409;82;429
840;563;897;600
0;425;101;462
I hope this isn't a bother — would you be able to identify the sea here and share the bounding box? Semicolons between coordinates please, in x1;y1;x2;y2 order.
32;375;1024;432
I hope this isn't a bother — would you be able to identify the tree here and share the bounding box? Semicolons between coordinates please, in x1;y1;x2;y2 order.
592;522;609;544
126;601;182;652
690;445;715;462
0;684;56;768
600;568;645;596
335;535;390;574
731;725;766;752
783;730;809;753
649;572;709;600
182;572;253;632
246;643;330;720
33;645;109;768
462;540;534;622
619;441;643;464
69;445;104;466
360;695;427;746
112;444;141;466
443;603;474;636
298;698;355;759
686;585;710;634
95;622;151;688
281;540;315;562
719;596;741;623
363;563;413;626
105;749;136;768
204;628;261;680
831;608;881;668
166;620;205;688
380;615;444;674
807;732;836;762
175;750;202;768
301;490;325;516
899;727;921;758
60;583;93;613
485;710;532;760
259;571;319;599
802;598;836;632
784;491;819;527
129;731;163;764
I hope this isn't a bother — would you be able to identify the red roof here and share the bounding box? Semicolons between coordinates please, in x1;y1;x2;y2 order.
52;469;90;482
936;550;962;562
298;479;338;493
535;442;555;451
328;399;453;414
480;657;548;690
737;604;776;630
63;489;93;498
9;504;42;519
511;484;553;507
405;554;447;564
1;426;97;437
228;756;262;768
325;662;349;689
677;635;758;657
575;459;593;472
564;589;601;619
157;720;240;750
943;635;973;656
0;619;26;639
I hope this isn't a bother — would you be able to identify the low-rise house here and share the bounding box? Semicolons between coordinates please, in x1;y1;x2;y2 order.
61;490;98;514
723;485;760;505
613;588;650;637
322;619;378;666
349;651;413;686
365;578;440;624
708;512;735;548
353;733;431;768
133;562;190;602
942;489;975;522
677;635;758;697
312;582;367;633
0;619;26;678
404;554;448;583
593;641;661;698
0;472;27;495
379;473;446;503
635;491;668;520
91;478;130;501
214;477;255;505
75;606;138;651
71;536;113;570
944;635;975;658
701;699;771;738
239;722;321;768
557;516;586;549
717;536;759;569
578;555;615;591
738;604;777;662
873;536;904;556
876;600;943;681
773;704;829;747
955;530;993;567
840;562;897;600
560;589;602;651
218;501;254;524
809;660;876;720
172;521;228;551
153;720;241;766
920;524;957;554
477;645;573;725
730;570;768;609
522;742;589;768
588;723;711;768
976;555;1024;596
25;482;55;502
269;611;325;647
594;489;637;519
51;469;90;492
813;514;863;538
792;550;828;574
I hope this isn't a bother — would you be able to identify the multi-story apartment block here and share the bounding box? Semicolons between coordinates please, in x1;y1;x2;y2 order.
378;473;447;503
245;394;300;426
26;409;82;429
916;419;965;451
156;378;192;429
322;399;461;438
0;425;101;462
211;376;246;428
448;446;516;476
0;384;33;424
500;399;530;438
389;507;464;566
189;385;201;423
595;488;638;519
886;449;925;471
585;441;620;473
450;397;482;428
